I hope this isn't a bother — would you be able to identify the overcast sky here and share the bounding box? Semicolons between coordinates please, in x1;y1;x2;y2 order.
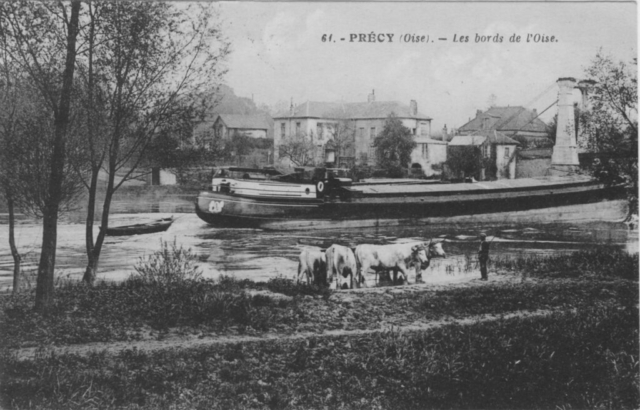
213;2;636;130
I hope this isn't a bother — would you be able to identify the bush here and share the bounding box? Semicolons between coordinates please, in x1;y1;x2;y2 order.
266;276;332;299
132;239;202;286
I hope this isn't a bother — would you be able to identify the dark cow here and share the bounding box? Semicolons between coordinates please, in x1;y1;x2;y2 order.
354;241;446;287
297;248;327;286
326;244;358;289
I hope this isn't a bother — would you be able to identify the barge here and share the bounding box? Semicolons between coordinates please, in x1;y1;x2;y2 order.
195;167;627;231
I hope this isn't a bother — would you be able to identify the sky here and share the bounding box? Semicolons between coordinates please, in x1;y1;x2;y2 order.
211;2;637;131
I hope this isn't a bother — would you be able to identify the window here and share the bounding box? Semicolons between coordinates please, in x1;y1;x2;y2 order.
370;127;376;139
317;123;323;140
504;147;510;158
359;127;365;137
296;122;301;135
422;144;428;159
412;128;416;135
280;123;286;138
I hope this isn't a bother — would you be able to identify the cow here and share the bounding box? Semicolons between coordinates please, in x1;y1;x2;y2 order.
325;244;358;289
297;248;327;286
354;240;446;287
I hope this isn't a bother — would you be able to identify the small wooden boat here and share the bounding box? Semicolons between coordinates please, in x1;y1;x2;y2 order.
103;217;174;236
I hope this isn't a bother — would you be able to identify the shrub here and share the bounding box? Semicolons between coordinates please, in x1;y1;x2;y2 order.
131;239;202;286
266;276;332;299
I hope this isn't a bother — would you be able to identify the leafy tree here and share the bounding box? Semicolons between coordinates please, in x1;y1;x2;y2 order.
76;2;229;284
373;113;416;172
581;51;638;216
0;0;83;311
445;146;484;180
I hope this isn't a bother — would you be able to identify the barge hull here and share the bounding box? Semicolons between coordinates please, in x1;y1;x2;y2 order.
196;181;627;230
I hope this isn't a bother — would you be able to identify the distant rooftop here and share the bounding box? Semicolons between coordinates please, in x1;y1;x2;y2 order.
459;106;548;134
216;114;270;130
274;100;431;121
449;130;519;146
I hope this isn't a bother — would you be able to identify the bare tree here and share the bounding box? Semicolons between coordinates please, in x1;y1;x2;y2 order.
327;120;355;166
0;1;83;310
75;2;229;284
278;133;317;167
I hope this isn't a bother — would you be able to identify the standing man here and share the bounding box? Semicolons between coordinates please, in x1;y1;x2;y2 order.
478;232;490;281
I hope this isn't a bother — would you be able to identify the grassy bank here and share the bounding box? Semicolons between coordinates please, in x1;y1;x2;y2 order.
1;276;636;349
0;247;638;409
490;247;638;280
1;304;637;409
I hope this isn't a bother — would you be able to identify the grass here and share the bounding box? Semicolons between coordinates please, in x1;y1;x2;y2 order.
0;246;637;408
489;248;638;280
1;303;637;409
0;276;636;350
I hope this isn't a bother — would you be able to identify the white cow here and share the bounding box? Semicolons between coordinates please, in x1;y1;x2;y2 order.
326;244;358;289
354;241;446;287
297;248;327;286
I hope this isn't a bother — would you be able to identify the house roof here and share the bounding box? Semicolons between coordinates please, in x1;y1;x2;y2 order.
449;130;519;146
474;129;520;145
414;136;447;145
458;106;548;134
216;114;269;130
448;135;487;146
274;100;432;121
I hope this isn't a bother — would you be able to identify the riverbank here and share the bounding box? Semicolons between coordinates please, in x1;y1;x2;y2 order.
0;185;198;223
0;249;638;409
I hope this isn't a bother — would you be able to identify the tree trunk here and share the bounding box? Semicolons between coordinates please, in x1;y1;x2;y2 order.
34;1;81;313
6;192;21;295
82;167;99;284
83;173;116;284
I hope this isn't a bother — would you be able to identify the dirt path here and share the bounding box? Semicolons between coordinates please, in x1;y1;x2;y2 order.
12;307;560;361
10;274;572;361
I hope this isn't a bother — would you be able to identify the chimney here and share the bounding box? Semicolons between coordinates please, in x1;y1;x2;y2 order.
289;98;294;116
443;124;448;141
410;100;417;116
532;108;537;117
368;89;375;103
476;109;482;117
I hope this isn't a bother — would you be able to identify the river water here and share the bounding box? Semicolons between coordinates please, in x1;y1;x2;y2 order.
0;208;637;291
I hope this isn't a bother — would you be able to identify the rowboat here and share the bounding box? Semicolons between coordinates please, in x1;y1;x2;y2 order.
103;217;174;236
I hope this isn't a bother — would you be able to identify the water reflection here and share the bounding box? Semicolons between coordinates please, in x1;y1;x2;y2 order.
0;213;637;291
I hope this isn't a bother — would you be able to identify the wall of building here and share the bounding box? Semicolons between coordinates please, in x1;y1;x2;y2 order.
410;142;447;177
240;129;267;139
516;158;551;178
495;144;517;179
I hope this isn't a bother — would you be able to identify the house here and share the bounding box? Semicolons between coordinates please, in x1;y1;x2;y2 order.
273;90;432;168
410;136;447;177
213;114;270;139
448;130;519;180
458;106;549;146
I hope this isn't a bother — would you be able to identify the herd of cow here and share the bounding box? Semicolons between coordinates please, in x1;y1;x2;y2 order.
297;240;447;289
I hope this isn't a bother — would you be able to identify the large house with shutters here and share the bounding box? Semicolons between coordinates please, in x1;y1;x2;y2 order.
273;91;433;169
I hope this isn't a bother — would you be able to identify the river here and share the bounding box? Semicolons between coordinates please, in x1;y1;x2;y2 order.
0;210;637;291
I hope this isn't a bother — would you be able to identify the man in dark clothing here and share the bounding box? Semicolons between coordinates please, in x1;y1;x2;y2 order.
478;232;490;280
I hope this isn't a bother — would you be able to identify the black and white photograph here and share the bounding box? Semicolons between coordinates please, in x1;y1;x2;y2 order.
0;1;638;408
